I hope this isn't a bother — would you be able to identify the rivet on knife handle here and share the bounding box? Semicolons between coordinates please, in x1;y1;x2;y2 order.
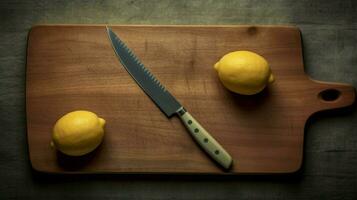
177;108;233;169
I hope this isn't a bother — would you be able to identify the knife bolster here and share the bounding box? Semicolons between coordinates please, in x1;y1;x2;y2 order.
176;107;186;116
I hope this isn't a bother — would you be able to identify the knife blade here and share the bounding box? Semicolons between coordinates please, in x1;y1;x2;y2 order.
106;27;233;169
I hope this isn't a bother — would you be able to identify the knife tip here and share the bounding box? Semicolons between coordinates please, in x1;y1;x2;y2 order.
105;26;111;33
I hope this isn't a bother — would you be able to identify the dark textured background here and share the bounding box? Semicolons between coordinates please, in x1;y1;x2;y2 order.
1;0;357;199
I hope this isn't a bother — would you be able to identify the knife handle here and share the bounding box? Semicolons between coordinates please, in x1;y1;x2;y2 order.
177;109;233;169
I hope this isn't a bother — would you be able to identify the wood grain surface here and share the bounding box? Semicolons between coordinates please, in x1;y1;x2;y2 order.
26;25;355;174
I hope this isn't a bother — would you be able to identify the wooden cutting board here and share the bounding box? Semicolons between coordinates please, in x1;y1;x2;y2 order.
26;25;355;174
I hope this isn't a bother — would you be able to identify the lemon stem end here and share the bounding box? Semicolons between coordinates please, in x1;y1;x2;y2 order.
268;73;275;83
214;62;220;71
99;118;106;127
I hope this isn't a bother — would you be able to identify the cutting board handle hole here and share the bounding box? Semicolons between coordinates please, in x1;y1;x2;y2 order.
318;89;341;102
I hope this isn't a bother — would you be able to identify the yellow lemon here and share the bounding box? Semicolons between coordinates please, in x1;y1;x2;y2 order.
214;51;274;95
51;110;106;156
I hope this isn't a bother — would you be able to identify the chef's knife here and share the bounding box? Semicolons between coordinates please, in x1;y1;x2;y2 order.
106;27;233;169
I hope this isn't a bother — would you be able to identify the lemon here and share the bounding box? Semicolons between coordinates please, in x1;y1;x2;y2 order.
51;110;106;156
214;51;274;95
